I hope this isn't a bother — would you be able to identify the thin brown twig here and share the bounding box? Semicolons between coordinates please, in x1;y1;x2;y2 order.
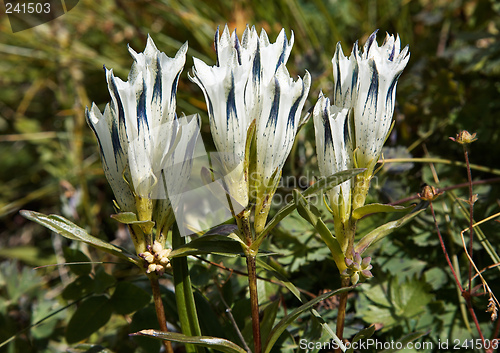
246;255;261;353
149;276;174;353
193;255;317;298
334;277;351;353
388;177;500;206
429;202;487;350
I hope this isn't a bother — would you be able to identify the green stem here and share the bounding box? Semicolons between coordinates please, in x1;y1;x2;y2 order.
171;224;204;353
246;254;261;353
149;275;174;353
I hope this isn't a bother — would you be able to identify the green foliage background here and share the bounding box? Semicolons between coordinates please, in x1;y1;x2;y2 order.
1;0;500;352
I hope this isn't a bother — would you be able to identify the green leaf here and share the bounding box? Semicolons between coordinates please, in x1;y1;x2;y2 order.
31;299;62;339
263;286;352;353
292;190;345;272
93;266;117;294
354;202;428;255
358;276;433;331
391;276;433;318
379;331;429;353
63;247;92;276
131;330;247;353
255;258;301;300
20;210;140;266
110;281;150;315
110;212;155;234
310;308;344;351
169;235;244;258
66;295;113;344
345;325;376;353
130;305;162;353
110;212;140;223
351;203;414;221
256;168;365;245
302;168;365;198
62;275;94;301
260;300;280;346
0;246;56;267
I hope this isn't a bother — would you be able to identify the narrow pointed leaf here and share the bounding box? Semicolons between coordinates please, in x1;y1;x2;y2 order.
255;258;301;300
263;286;353;353
302;168;365;198
169;236;244;258
260;300;280;346
351;203;414;221
131;330;247;353
310;308;345;351
355;202;428;254
20;210;140;265
110;212;154;226
293;190;345;272
345;324;376;353
256;168;365;245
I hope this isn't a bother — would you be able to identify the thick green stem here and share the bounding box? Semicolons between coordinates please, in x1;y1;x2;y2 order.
246;254;261;353
149;275;174;353
171;224;204;353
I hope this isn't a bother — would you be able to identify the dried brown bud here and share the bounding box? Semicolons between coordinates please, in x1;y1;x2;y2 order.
418;185;443;201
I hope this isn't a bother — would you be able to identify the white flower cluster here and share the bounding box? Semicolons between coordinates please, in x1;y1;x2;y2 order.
314;31;410;219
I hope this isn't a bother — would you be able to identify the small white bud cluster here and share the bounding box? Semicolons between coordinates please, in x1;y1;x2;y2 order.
139;241;172;276
341;251;373;285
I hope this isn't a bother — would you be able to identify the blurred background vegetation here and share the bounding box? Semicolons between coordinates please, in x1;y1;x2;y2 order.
1;0;500;352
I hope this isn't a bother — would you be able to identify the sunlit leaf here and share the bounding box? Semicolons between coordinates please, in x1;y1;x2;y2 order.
131;330;247;353
20;210;140;266
355;202;427;254
351;203;414;221
110;212;155;234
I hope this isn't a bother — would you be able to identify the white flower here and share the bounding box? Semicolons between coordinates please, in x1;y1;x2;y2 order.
313;93;352;223
86;36;199;234
331;41;358;108
190;25;310;215
314;31;409;220
349;30;410;172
